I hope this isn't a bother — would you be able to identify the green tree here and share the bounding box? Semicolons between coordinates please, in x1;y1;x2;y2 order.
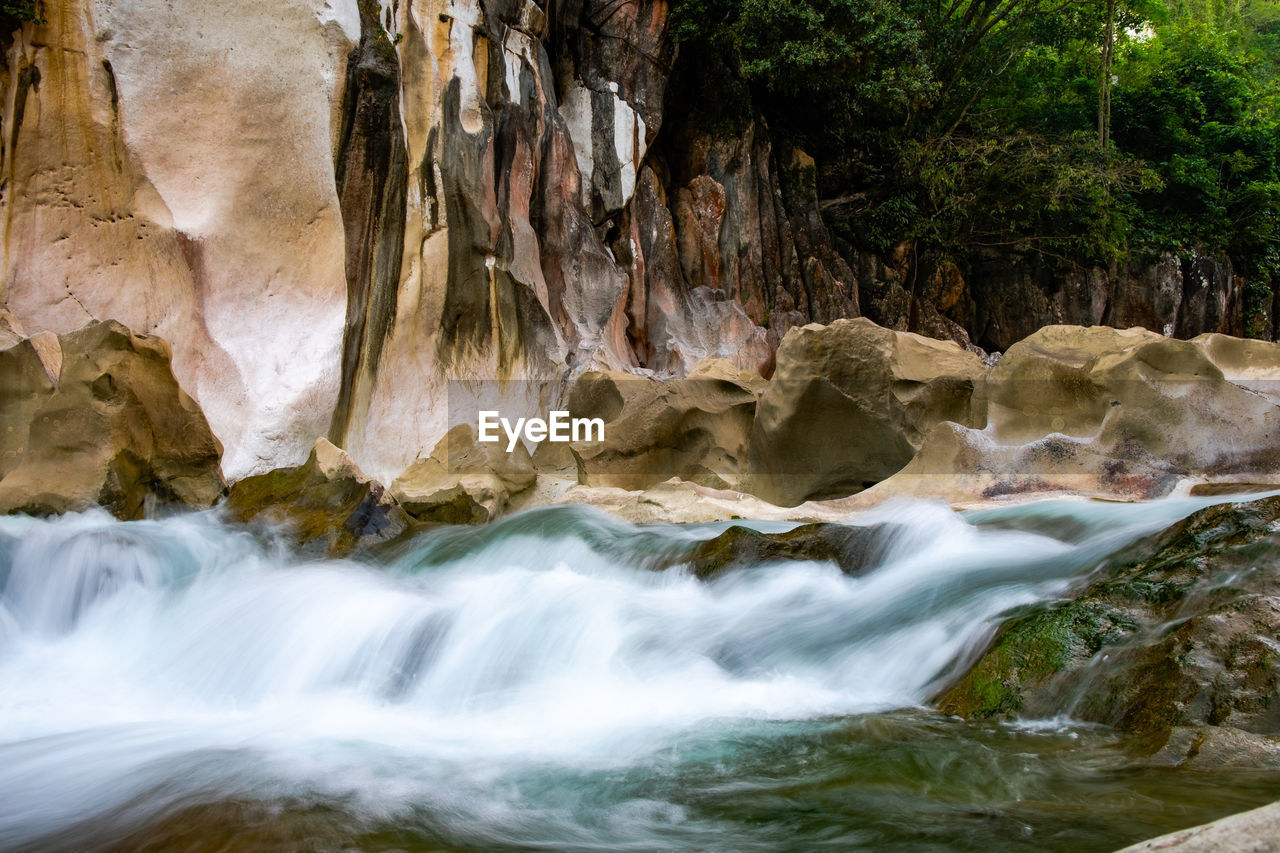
1;1;41;24
670;0;1280;333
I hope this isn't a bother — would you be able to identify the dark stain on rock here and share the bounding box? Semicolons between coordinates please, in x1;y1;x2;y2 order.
329;0;409;446
7;61;39;166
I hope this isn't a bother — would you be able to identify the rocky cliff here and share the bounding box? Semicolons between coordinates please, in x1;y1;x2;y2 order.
0;0;1248;482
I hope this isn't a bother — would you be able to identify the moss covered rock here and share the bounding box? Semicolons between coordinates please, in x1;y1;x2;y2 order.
226;438;410;557
938;495;1280;752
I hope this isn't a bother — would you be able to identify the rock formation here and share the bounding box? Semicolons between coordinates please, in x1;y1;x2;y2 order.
747;318;986;506
2;312;1275;525
0;1;1253;487
391;423;536;523
562;357;765;491
677;521;898;581
0;320;224;519
877;325;1280;503
938;495;1280;758
225;436;410;556
0;0;353;480
1116;800;1280;853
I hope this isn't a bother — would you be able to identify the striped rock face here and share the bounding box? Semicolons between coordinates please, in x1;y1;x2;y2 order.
8;2;1244;489
1;0;739;484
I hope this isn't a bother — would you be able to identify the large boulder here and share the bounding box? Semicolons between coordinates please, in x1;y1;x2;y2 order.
225;437;410;556
746;318;987;506
885;326;1280;502
391;425;537;524
561;358;766;492
0;320;225;519
937;495;1280;756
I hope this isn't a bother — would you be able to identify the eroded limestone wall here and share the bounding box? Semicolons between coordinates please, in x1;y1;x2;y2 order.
0;0;1250;484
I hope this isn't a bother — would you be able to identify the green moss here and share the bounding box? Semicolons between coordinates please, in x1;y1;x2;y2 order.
940;608;1073;718
940;602;1137;719
942;495;1280;737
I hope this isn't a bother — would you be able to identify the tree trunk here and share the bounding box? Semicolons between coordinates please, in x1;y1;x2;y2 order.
1099;0;1116;149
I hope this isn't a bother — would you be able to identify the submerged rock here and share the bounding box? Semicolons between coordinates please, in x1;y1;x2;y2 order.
0;320;225;519
937;495;1280;755
226;438;409;556
747;318;987;506
682;522;896;581
391;425;537;524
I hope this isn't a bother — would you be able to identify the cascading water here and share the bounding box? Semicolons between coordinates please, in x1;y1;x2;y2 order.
2;498;1278;852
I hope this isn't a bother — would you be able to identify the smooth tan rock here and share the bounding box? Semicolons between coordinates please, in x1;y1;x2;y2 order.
2;0;355;480
1115;800;1280;852
225;437;409;557
882;326;1280;503
553;477;870;525
747;318;987;506
563;358;766;492
0;310;25;350
0;321;225;519
391;424;537;524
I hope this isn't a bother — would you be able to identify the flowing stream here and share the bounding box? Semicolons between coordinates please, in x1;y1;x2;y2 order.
1;498;1278;852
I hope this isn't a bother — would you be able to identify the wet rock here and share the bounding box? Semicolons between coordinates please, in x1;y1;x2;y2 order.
391;424;536;524
938;495;1280;754
683;522;895;581
0;320;225;520
564;358;766;492
1116;799;1280;852
1146;726;1280;770
225;437;409;557
747;317;986;506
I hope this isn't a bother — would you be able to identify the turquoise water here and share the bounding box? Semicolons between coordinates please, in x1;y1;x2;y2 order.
0;498;1273;851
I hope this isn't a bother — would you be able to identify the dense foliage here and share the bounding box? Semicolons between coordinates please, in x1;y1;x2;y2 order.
0;1;41;24
670;0;1280;332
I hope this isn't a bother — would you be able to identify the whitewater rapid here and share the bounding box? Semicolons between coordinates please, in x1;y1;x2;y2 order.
0;497;1241;850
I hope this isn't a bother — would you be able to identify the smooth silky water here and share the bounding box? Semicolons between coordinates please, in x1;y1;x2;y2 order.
1;498;1278;851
